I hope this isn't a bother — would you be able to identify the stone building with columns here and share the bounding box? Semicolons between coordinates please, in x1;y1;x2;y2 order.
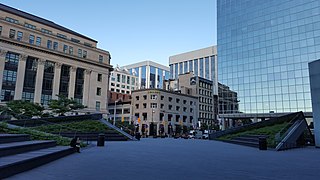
0;3;112;112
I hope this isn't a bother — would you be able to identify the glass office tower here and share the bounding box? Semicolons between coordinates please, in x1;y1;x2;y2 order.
218;0;320;113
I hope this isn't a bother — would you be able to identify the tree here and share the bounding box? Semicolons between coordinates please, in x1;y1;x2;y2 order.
49;95;85;116
6;100;44;119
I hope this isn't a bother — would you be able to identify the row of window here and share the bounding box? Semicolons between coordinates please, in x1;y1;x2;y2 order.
110;88;131;94
110;82;135;89
135;94;194;105
135;103;194;113
136;113;193;123
111;73;137;85
2;25;105;63
5;17;93;47
199;89;213;97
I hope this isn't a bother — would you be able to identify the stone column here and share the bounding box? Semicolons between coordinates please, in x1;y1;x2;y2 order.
68;66;77;99
33;59;46;103
52;62;62;99
100;73;108;112
82;69;91;106
14;54;28;100
0;50;8;96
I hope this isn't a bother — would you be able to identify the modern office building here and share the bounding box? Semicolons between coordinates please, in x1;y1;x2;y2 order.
218;0;320;115
109;66;139;95
0;3;112;112
131;88;198;136
169;46;218;94
309;59;320;147
122;60;170;89
164;72;218;127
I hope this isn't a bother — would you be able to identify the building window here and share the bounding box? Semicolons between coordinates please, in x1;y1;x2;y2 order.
190;108;193;113
69;46;73;55
160;104;164;109
99;55;103;63
96;87;101;96
176;98;180;103
96;101;100;111
9;29;15;39
41;28;52;34
143;103;147;108
151;103;157;108
2;70;17;86
83;50;87;58
78;49;82;58
0;26;2;35
47;40;52;49
183;107;187;112
122;75;126;83
190;101;193;105
24;23;36;30
136;96;139;100
150;94;157;100
84;42;92;47
127;76;130;84
5;17;19;24
53;42;58;50
17;31;23;41
36;37;41;46
57;33;67;39
63;45;68;53
71;38;80;43
161;96;164;100
176;106;180;111
168;97;172;102
121;85;125;88
183;100;187;104
169;105;172;110
117;74;120;82
135;104;139;109
40;94;52;106
97;74;102;82
143;95;147;100
29;35;35;44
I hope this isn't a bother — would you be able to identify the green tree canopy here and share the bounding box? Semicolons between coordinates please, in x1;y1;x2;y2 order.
49;95;85;116
6;100;44;119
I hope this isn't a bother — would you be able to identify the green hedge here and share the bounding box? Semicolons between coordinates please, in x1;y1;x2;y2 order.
31;120;114;133
0;122;83;146
217;122;289;148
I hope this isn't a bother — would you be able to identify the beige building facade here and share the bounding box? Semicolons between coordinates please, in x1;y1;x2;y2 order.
131;89;198;136
0;4;112;112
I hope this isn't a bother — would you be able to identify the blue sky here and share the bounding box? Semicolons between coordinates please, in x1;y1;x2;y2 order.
1;0;216;67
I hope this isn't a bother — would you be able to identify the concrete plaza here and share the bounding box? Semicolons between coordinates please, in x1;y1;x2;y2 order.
7;138;320;180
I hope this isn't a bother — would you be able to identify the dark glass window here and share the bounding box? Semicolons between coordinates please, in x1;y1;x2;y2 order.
9;29;15;39
17;31;23;41
53;42;58;50
47;40;52;49
99;55;103;63
36;37;41;46
29;35;35;44
97;74;102;82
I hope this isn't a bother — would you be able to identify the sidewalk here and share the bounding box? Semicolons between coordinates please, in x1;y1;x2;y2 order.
7;138;320;180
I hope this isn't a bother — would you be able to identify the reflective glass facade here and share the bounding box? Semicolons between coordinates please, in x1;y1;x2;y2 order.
125;61;170;90
217;0;320;113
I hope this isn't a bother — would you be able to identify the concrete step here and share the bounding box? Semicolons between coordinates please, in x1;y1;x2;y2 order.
57;132;129;141
0;134;30;144
233;136;260;143
224;139;259;148
0;140;57;157
0;146;75;179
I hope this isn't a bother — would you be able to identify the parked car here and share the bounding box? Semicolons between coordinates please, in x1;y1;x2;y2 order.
202;130;209;139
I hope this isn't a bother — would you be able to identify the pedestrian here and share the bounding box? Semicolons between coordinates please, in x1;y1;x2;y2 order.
70;136;81;153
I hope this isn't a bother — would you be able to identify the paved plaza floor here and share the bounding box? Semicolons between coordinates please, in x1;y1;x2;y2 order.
7;138;320;180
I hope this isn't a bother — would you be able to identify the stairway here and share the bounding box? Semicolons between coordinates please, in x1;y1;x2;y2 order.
224;135;267;148
0;134;75;179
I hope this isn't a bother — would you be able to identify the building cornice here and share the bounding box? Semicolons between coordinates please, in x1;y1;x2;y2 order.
0;37;113;71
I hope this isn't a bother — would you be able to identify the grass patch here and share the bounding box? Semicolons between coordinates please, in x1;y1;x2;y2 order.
0;122;81;146
217;122;289;148
31;120;114;133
